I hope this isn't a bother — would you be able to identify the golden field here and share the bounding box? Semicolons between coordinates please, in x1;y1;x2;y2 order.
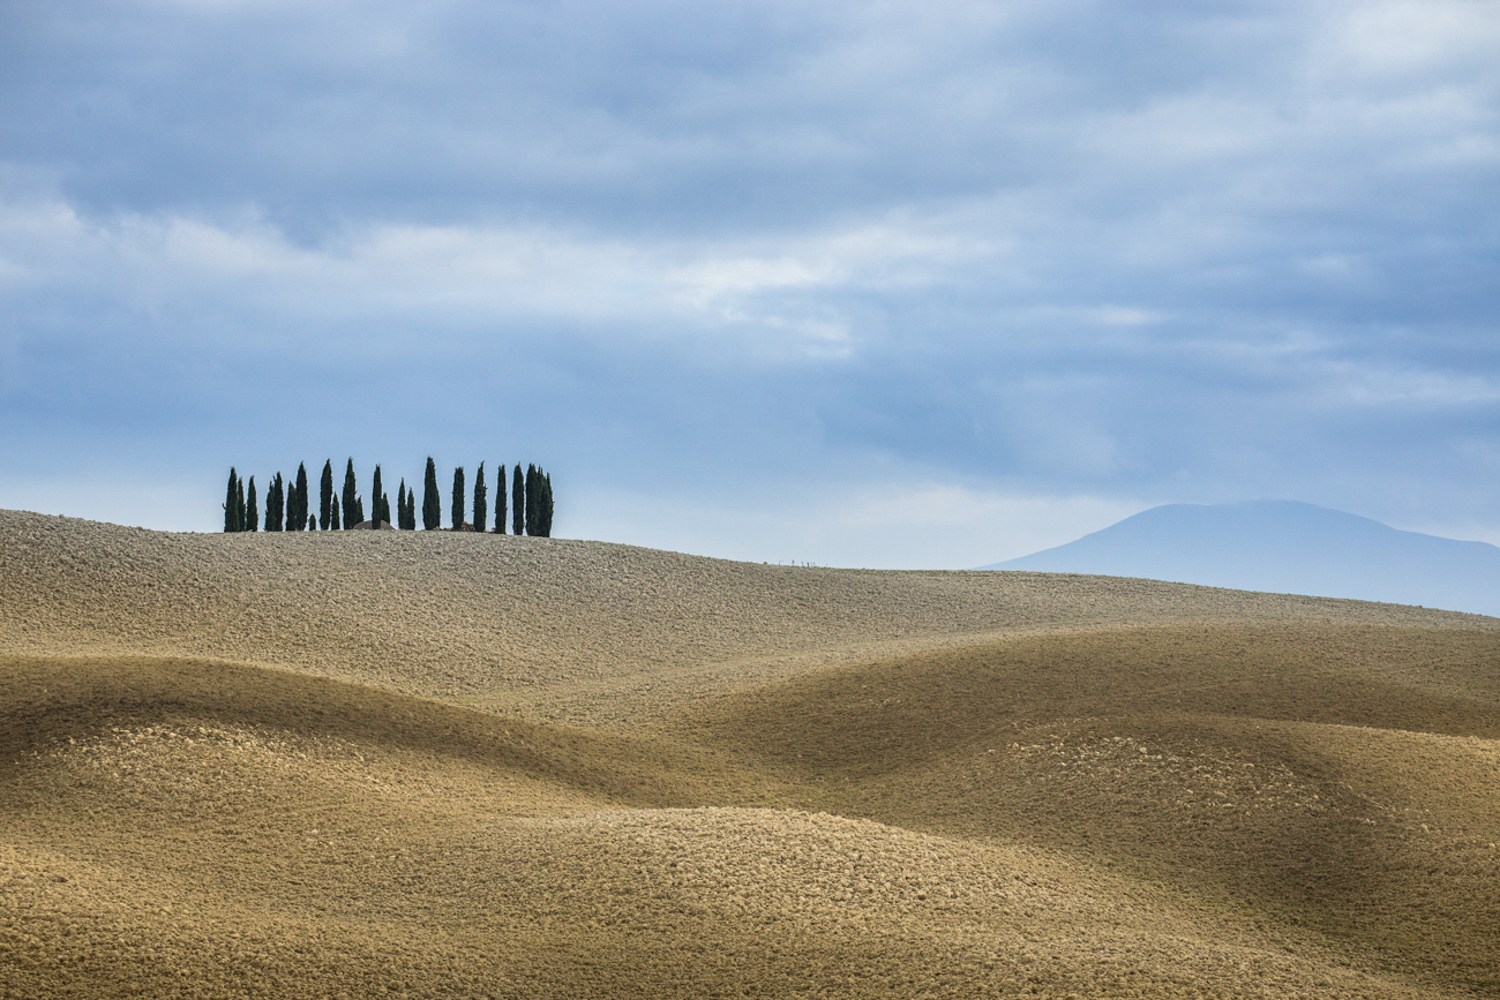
2;509;1497;998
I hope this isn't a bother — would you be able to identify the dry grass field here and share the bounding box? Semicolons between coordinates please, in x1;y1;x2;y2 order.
2;509;1498;998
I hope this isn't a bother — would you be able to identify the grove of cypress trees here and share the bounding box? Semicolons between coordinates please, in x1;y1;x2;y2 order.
372;465;384;525
266;473;284;531
292;462;309;531
224;468;240;532
512;464;524;536
342;459;358;529
422;457;441;530
473;462;487;534
494;463;507;533
246;476;258;532
451;467;465;530
320;460;334;530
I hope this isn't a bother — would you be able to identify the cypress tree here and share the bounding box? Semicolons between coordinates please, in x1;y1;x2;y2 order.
512;464;524;536
422;457;441;530
266;473;284;531
451;467;465;530
292;462;309;531
224;468;240;532
246;476;258;532
525;464;539;536
397;481;407;529
355;496;365;525
236;475;246;532
539;470;554;537
342;459;358;529
473;462;487;534
308;513;316;531
494;464;507;533
329;494;340;530
319;460;334;530
379;493;391;526
372;466;384;525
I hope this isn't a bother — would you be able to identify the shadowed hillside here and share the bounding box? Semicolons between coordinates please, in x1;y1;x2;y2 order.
3;509;1498;998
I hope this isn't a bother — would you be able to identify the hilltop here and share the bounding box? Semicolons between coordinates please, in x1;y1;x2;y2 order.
982;500;1500;618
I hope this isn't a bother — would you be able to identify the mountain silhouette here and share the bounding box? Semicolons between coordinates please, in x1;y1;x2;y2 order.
980;500;1499;618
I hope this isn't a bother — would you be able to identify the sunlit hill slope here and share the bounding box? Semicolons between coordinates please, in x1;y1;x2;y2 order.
2;508;1498;999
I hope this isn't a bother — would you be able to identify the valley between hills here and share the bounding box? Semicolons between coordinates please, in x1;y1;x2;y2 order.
2;508;1498;998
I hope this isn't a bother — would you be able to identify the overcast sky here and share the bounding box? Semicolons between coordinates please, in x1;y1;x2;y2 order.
2;0;1497;566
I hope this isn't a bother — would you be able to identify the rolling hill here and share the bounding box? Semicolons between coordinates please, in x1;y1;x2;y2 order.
981;500;1500;618
2;508;1498;998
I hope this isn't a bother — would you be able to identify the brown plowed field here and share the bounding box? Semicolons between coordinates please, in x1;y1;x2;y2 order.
2;509;1498;998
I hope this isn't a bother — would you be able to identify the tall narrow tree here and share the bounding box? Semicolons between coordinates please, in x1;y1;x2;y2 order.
512;464;524;536
525;464;540;536
379;492;391;526
329;494;340;530
292;462;310;531
451;466;465;530
319;460;334;530
355;496;365;525
397;481;407;529
538;470;554;537
494;464;507;533
236;475;247;533
342;459;359;529
473;462;487;534
266;473;284;531
223;468;240;532
372;465;384;526
422;457;441;530
246;476;258;532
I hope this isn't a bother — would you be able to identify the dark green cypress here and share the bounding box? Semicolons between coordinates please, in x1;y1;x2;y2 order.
355;496;365;525
224;468;240;532
292;462;309;531
494;464;507;533
246;477;258;533
266;473;284;532
512;464;524;536
308;513;316;531
379;493;391;526
539;470;554;537
372;465;384;525
236;475;246;532
422;457;441;530
525;464;539;536
473;462;487;534
329;493;340;530
319;460;334;529
397;481;407;529
342;459;358;529
451;467;465;530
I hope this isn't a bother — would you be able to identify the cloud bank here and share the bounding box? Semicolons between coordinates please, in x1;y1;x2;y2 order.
1;0;1497;562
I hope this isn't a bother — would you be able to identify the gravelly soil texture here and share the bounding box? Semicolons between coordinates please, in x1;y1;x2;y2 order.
2;509;1498;998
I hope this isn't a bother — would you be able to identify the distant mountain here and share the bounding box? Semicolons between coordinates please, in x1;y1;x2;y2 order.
979;500;1500;618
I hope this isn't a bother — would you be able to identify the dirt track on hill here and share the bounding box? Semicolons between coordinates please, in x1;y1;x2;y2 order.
2;510;1499;998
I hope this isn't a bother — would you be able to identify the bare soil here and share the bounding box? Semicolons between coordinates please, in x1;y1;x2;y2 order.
2;510;1498;998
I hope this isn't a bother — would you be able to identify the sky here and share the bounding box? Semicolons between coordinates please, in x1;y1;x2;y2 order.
1;0;1497;568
